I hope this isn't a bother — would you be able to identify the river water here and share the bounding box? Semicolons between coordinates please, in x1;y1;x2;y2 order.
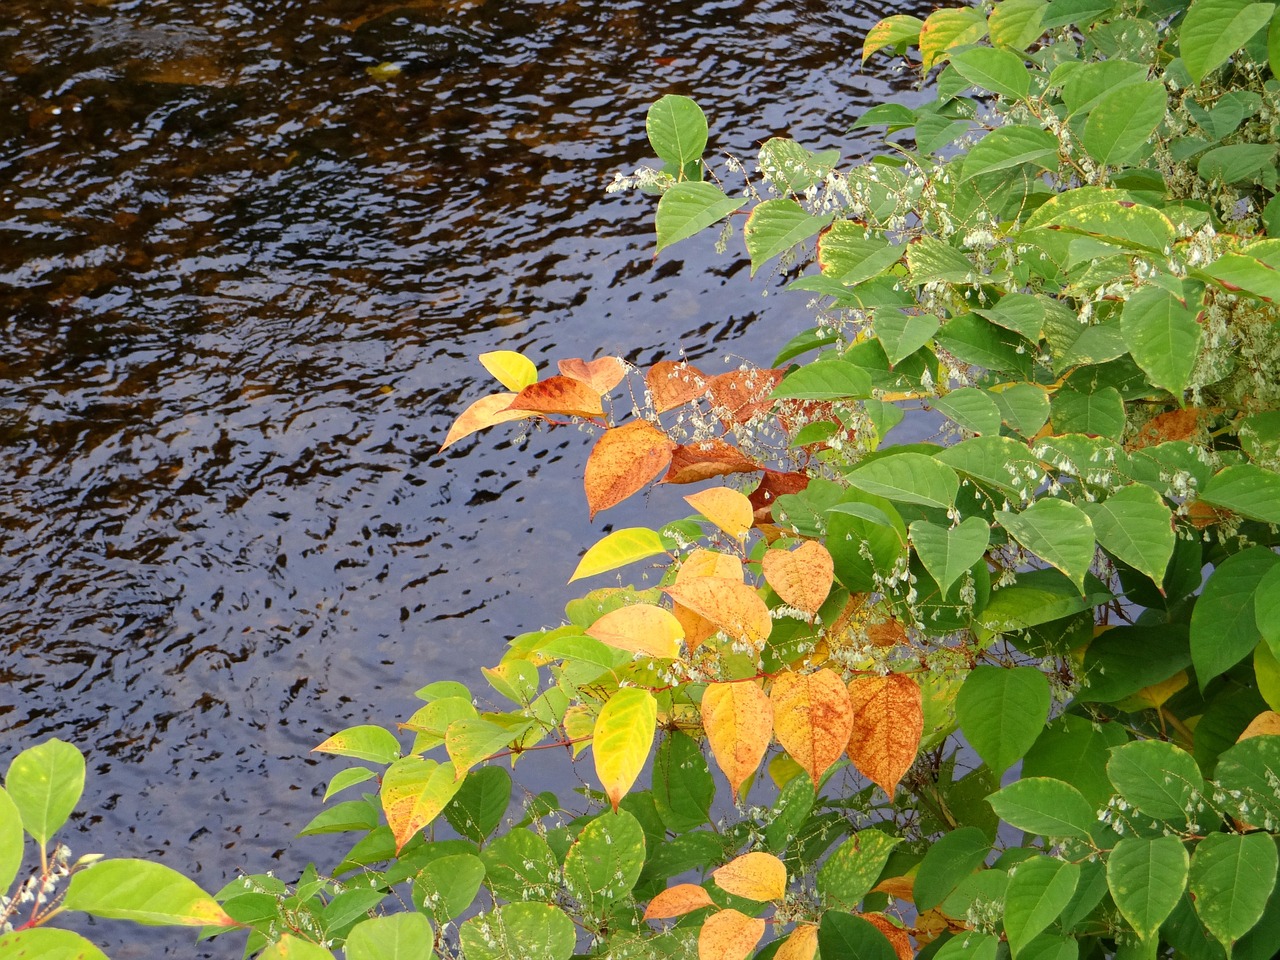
1;0;923;952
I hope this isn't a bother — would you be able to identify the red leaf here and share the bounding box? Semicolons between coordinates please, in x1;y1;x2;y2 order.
749;470;810;522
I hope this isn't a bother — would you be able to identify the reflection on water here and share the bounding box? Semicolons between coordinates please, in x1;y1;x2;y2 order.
0;0;923;949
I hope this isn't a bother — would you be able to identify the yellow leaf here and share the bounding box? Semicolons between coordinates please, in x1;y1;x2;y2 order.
863;913;913;960
761;541;835;615
643;883;715;920
698;909;766;960
684;487;755;540
439;393;530;452
570;527;669;583
1238;711;1280;741
846;674;924;797
674;550;745;653
646;360;708;413
594;688;657;811
712;852;788;901
508;375;605;418
770;669;854;788
873;875;916;901
381;757;464;851
479;350;538;391
584;421;677;519
563;704;595;757
774;924;819;960
585;604;683;659
702;681;773;801
663;578;771;647
558;356;628;394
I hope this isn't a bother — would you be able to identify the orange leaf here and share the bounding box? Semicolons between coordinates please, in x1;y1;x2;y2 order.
663;439;761;484
761;541;834;615
698;909;766;960
749;470;810;522
707;368;784;425
1127;407;1201;450
701;681;773;801
685;487;755;540
585;604;683;659
508;375;605;418
440;393;530;452
865;612;909;648
643;883;715;920
862;913;913;960
559;356;628;394
774;924;819;960
712;852;788;901
845;674;923;797
646;360;708;413
873;875;916;901
770;668;854;788
584;420;677;519
1239;711;1280;740
663;578;772;646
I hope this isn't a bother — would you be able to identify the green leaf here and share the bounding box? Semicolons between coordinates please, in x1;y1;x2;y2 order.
443;765;511;843
459;902;577;960
654;182;746;253
4;738;84;848
259;936;337;960
974;293;1046;341
771;358;873;400
1081;81;1167;165
299;798;380;836
996;499;1096;590
1083;484;1176;586
1200;464;1280;524
1120;285;1203;397
64;859;232;926
987;778;1096;841
979;568;1111;636
993;384;1051;437
990;0;1049;50
757;138;840;195
744;199;833;276
1024;714;1129;809
1004;856;1080;958
861;14;925;63
320;888;387;938
950;46;1032;99
1257;565;1280;655
847;452;959;509
816;830;901;909
1106;740;1205;822
1215;735;1280;829
907;236;978;285
915;827;992;911
1201;141;1277;186
314;725;401;766
1191;547;1280;688
1034;199;1175;252
1050;386;1126;438
1109;837;1189;943
1081;624;1192;703
932;933;1002;960
1189;832;1278;948
817;224;906;284
0;788;22;894
920;8;989;69
933;388;1002;436
910;517;991;596
324;767;376;801
414;853;486;922
1181;0;1276;83
817;912;897;960
446;718;529;777
876;312;941;366
1256;642;1280;712
960;125;1060;181
570;527;668;582
346;912;435;960
956;666;1051;778
937;435;1046;497
652;731;713;832
480;829;561;903
0;929;109;960
562;810;646;914
646;95;707;169
1202;252;1280;302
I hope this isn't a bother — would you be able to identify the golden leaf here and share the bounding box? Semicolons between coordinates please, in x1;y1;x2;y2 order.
646;360;708;413
862;913;913;960
663;439;761;484
584;421;677;519
558;356;628;394
673;549;744;653
1127;407;1201;450
773;924;819;960
1239;711;1280;741
712;852;788;901
702;681;774;801
685;487;755;540
872;875;915;901
770;668;854;788
643;883;715;920
846;674;923;797
585;604;683;659
761;541;835;615
440;393;530;452
663;578;771;646
479;350;538;391
697;909;766;960
594;688;657;811
508;375;605;418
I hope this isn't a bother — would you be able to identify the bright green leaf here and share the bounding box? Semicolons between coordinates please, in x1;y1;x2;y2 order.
63;859;232;927
933;388;1003;436
480;829;561;903
987;777;1096;840
744;199;833;276
0;929;109;960
950;46;1032;99
876;312;941;366
1181;0;1276;83
1050;386;1126;439
1081;81;1167;165
1108;837;1190;942
593;688;657;811
570;527;668;582
847;452;959;509
1191;547;1280;688
313;725;401;766
1189;832;1278;948
956;666;1051;778
654;182;746;252
1106;740;1205;822
459;902;577;960
816;829;901;909
1200;463;1280;524
414;854;486;922
563;809;646;914
4;739;84;849
1121;285;1203;396
960;126;1060;181
646;94;707;169
997;499;1096;590
910;517;991;596
346;912;435;960
1004;856;1080;958
0;788;22;894
1083;484;1175;586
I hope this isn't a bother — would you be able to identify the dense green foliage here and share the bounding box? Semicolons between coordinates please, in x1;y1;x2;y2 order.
6;0;1280;958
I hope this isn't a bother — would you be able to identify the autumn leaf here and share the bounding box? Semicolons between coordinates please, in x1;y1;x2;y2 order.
873;875;915;901
862;913;913;960
698;909;766;960
646;360;708;413
770;668;854;788
479;350;538;391
864;612;909;648
664;577;771;646
1127;407;1201;450
712;852;788;901
762;541;835;615
559;356;628;394
701;680;773;800
508;375;605;418
594;688;657;811
749;470;810;522
585;603;683;659
708;368;784;425
584;420;677;518
845;674;923;797
685;487;755;540
440;393;531;452
643;883;715;920
672;550;744;653
663;439;761;484
774;924;819;960
1239;711;1280;740
381;758;465;851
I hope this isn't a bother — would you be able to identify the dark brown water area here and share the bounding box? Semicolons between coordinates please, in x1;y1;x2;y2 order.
1;0;925;951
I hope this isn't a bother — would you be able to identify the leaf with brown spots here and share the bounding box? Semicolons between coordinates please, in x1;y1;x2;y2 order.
713;852;788;901
663;439;761;483
685;487;755;540
701;680;773;800
749;470;810;522
697;909;765;960
508;375;605;418
643;883;715;920
762;541;834;615
862;913;913;960
707;368;785;425
558;356;628;394
846;674;923;797
584;420;677;518
770;668;855;788
773;924;818;960
585;604;683;659
864;608;909;648
647;360;708;413
440;393;532;452
663;578;772;646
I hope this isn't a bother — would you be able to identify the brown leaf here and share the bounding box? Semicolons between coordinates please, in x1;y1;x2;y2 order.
585;604;683;659
697;909;766;960
643;883;715;920
701;681;773;801
1127;407;1201;450
584;420;677;518
865;613;909;648
440;393;530;452
707;368;784;425
558;356;628;394
773;924;819;960
862;913;913;960
761;541;835;615
646;360;708;413
663;578;772;646
846;674;923;797
712;852;788;901
685;487;755;540
749;470;810;522
507;375;605;418
770;668;855;789
663;439;761;484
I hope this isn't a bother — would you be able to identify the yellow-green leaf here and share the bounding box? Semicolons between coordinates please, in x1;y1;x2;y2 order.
479;350;538;391
594;688;657;811
381;758;465;850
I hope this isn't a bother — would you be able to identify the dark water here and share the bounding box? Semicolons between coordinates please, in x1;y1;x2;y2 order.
0;0;924;952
